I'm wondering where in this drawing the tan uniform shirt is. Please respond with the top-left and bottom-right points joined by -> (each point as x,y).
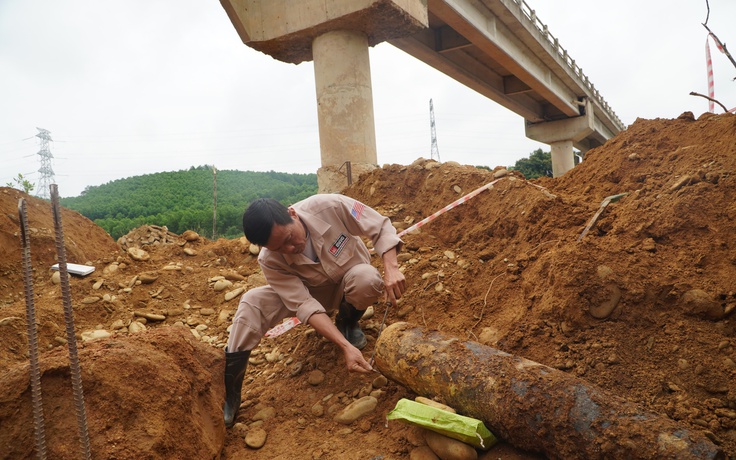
258,193 -> 403,325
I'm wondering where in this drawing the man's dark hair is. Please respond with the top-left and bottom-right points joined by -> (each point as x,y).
242,198 -> 292,246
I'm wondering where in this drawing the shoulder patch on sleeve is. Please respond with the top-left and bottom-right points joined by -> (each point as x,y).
350,200 -> 365,221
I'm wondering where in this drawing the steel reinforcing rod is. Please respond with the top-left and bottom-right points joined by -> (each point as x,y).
18,198 -> 48,460
50,184 -> 92,460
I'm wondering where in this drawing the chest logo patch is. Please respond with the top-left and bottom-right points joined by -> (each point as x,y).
329,233 -> 348,257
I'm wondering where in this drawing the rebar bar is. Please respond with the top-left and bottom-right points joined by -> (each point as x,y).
50,184 -> 92,460
18,198 -> 48,460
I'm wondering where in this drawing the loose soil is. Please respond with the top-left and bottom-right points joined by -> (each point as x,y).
1,112 -> 735,459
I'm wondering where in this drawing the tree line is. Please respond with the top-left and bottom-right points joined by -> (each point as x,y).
57,150 -> 554,241
60,166 -> 317,240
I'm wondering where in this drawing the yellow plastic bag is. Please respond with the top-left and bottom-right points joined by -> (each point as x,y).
386,398 -> 497,449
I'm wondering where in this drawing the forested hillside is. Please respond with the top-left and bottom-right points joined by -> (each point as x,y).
60,166 -> 317,239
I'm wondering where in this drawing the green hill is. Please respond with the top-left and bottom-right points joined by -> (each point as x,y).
60,166 -> 317,240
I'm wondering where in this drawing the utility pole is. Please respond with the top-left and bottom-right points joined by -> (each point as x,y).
35,128 -> 55,199
212,165 -> 217,240
429,99 -> 440,162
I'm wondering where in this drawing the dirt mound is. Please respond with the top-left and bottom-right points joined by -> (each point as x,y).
0,112 -> 735,459
1,327 -> 223,459
0,187 -> 121,306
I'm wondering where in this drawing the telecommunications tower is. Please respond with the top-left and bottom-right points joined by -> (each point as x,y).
429,99 -> 440,162
35,128 -> 55,199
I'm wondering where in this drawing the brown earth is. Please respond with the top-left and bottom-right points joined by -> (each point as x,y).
0,112 -> 735,459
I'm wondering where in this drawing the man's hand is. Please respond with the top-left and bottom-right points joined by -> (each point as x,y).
381,247 -> 406,306
307,312 -> 373,373
344,345 -> 373,373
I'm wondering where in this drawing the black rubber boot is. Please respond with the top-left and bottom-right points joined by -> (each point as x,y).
335,301 -> 367,350
223,348 -> 250,428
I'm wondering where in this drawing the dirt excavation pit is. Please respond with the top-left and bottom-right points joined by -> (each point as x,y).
0,112 -> 735,459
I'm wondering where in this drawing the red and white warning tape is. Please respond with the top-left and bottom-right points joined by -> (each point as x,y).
706,33 -> 736,113
396,178 -> 503,238
706,35 -> 716,113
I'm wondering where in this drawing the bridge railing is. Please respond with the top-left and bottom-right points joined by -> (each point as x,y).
510,0 -> 626,130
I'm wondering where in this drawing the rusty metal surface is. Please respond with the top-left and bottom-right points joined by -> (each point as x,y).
18,198 -> 47,460
50,185 -> 92,460
374,322 -> 725,460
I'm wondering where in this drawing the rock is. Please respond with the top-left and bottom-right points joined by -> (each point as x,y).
362,306 -> 374,320
311,403 -> 324,417
588,283 -> 621,319
424,429 -> 478,460
289,361 -> 304,376
183,248 -> 197,256
224,272 -> 245,281
669,175 -> 691,192
51,271 -> 61,285
453,185 -> 462,194
492,168 -> 509,179
127,247 -> 150,261
213,279 -> 233,291
200,308 -> 215,316
181,230 -> 199,242
128,321 -> 147,333
398,305 -> 414,318
92,279 -> 104,290
680,289 -> 723,320
372,375 -> 388,389
397,253 -> 413,262
334,396 -> 378,424
252,406 -> 276,421
81,329 -> 111,342
265,348 -> 281,363
134,311 -> 166,322
103,263 -> 119,276
225,287 -> 245,301
0,317 -> 22,327
410,446 -> 440,460
81,296 -> 100,304
307,370 -> 325,386
249,244 -> 260,256
138,272 -> 159,284
245,427 -> 267,449
217,310 -> 231,326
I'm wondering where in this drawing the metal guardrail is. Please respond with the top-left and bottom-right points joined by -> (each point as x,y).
509,0 -> 626,131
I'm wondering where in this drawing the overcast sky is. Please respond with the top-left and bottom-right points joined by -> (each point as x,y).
2,0 -> 735,198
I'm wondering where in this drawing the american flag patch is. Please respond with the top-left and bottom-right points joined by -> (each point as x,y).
351,201 -> 365,220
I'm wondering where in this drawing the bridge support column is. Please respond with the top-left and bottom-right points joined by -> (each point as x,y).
549,140 -> 575,178
525,100 -> 595,177
313,30 -> 377,193
219,0 -> 428,192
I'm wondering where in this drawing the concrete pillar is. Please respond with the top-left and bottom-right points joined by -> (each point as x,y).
313,30 -> 377,193
550,140 -> 574,178
219,0 -> 428,192
525,99 -> 595,177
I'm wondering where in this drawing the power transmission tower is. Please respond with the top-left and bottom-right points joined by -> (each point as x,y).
35,128 -> 55,199
211,165 -> 217,240
429,99 -> 440,162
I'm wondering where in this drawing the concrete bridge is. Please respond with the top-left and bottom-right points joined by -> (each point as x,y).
220,0 -> 625,191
